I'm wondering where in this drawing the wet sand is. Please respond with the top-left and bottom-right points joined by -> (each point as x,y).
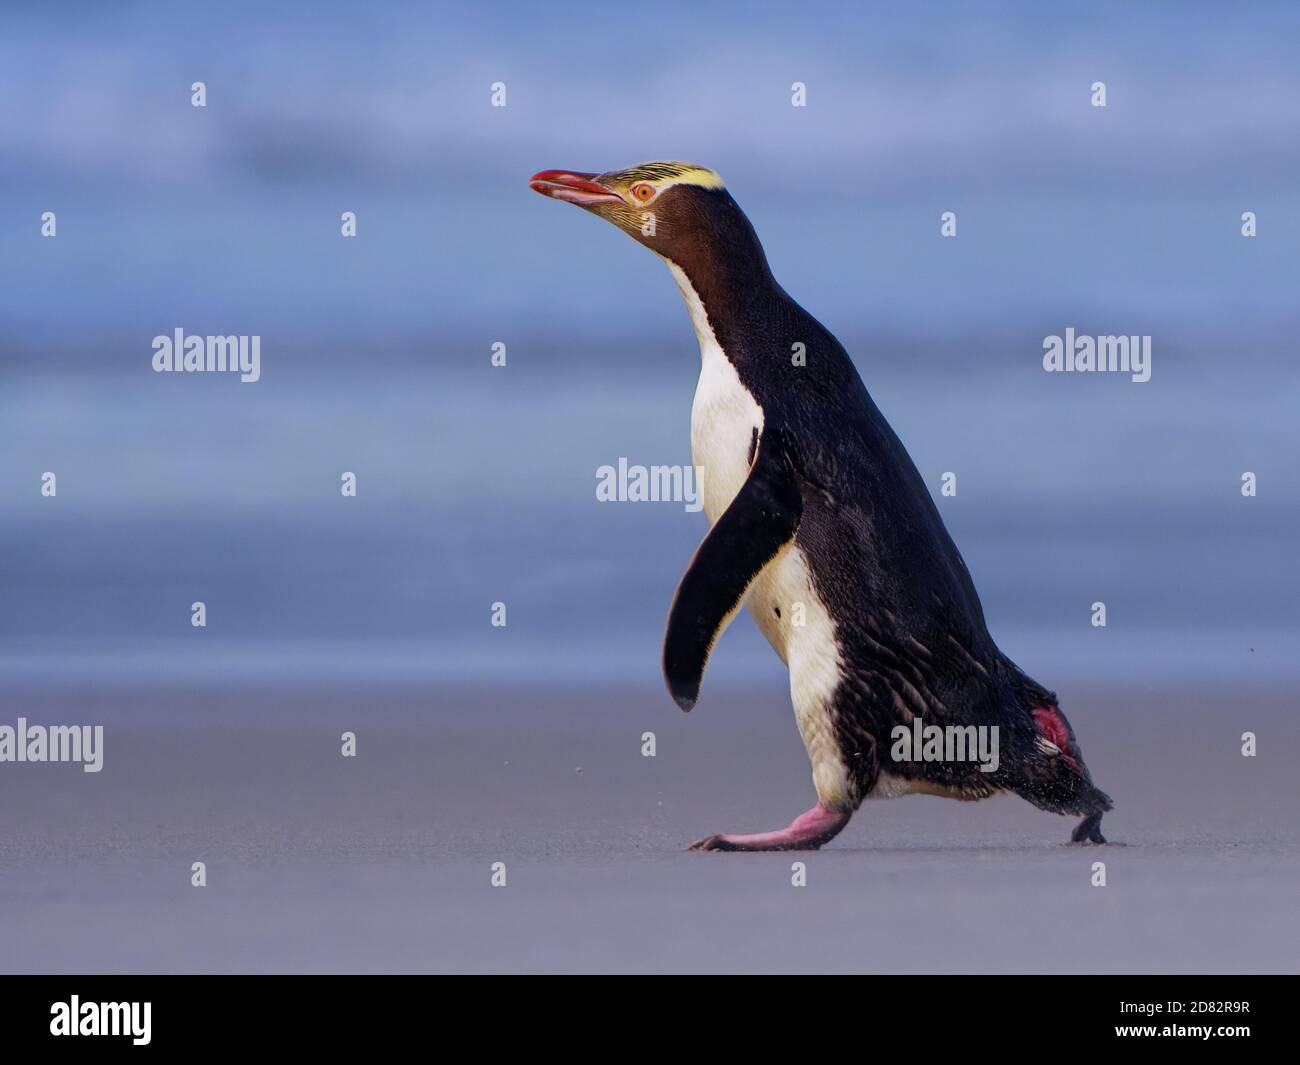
1,684 -> 1296,973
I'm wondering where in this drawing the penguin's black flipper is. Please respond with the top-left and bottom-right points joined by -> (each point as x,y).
663,429 -> 803,711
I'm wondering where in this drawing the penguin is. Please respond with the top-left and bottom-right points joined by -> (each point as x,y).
530,162 -> 1113,850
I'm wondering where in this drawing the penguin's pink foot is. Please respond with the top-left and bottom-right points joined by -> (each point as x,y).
690,803 -> 851,852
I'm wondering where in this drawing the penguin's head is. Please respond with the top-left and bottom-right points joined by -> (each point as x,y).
529,161 -> 755,271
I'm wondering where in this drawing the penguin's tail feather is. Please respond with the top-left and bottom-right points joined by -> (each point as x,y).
993,663 -> 1113,817
1012,763 -> 1113,818
1010,698 -> 1114,817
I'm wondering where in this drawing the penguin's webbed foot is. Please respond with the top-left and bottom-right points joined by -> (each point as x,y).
1070,812 -> 1107,845
688,803 -> 851,852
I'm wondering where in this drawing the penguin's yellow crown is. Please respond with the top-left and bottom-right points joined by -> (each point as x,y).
610,161 -> 725,191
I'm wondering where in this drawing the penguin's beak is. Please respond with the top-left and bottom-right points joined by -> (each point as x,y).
529,170 -> 625,207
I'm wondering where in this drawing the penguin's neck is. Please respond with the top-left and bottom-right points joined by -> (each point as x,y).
661,247 -> 777,364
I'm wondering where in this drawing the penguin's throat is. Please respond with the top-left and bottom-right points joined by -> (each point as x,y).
661,257 -> 764,363
663,260 -> 715,355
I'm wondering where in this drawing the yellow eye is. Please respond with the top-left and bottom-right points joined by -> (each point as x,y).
630,182 -> 656,203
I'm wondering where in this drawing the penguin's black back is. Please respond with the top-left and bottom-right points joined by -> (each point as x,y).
679,190 -> 1107,808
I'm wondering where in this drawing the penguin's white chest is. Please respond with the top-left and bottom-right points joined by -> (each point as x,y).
690,347 -> 763,521
665,262 -> 765,521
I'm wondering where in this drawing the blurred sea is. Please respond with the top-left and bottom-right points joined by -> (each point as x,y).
2,1 -> 1297,695
3,340 -> 1295,691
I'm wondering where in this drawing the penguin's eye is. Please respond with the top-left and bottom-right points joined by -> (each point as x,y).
630,182 -> 656,204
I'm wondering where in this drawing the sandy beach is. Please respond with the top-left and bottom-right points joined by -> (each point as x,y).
2,682 -> 1295,974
